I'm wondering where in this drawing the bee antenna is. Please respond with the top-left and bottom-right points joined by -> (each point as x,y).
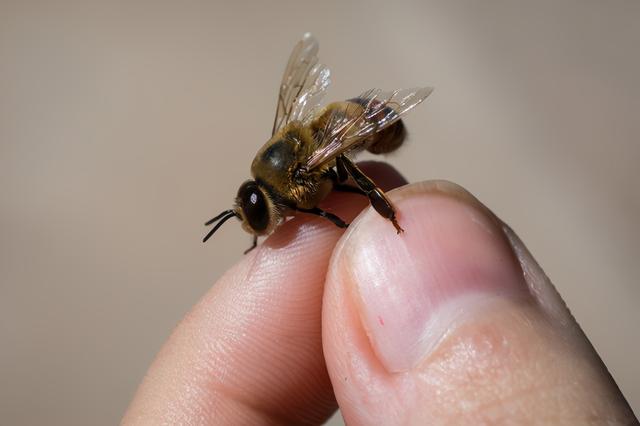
202,210 -> 238,243
204,209 -> 236,226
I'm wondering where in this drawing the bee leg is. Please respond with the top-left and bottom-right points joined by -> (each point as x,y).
326,168 -> 367,196
244,235 -> 258,254
337,155 -> 404,233
297,207 -> 348,229
336,157 -> 349,182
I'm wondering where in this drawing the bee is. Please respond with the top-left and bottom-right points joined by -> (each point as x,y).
203,33 -> 432,253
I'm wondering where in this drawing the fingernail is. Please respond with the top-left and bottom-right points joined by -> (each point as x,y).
336,181 -> 530,372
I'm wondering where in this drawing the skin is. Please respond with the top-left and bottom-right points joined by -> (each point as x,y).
123,162 -> 638,425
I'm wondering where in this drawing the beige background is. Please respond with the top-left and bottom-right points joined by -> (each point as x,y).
1,1 -> 638,424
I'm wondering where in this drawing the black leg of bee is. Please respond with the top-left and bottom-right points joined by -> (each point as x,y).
337,155 -> 404,233
327,168 -> 367,196
244,235 -> 258,254
297,207 -> 348,228
336,158 -> 349,182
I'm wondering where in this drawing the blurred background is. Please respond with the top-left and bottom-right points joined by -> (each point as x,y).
1,1 -> 638,424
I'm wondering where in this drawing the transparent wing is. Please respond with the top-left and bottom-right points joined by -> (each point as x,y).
305,87 -> 433,169
272,33 -> 331,135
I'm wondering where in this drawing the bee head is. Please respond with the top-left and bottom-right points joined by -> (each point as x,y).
234,180 -> 274,235
202,180 -> 280,244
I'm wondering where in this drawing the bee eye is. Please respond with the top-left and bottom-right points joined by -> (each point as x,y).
238,181 -> 269,232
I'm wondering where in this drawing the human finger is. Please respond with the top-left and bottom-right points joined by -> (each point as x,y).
323,181 -> 637,425
123,162 -> 406,425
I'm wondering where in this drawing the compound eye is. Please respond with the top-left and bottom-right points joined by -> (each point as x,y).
238,181 -> 269,232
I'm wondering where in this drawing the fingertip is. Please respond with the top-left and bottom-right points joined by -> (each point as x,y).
323,180 -> 525,422
323,180 -> 637,425
127,166 -> 409,424
330,180 -> 528,370
126,216 -> 344,424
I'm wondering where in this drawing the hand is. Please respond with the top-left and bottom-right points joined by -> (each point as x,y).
123,163 -> 636,425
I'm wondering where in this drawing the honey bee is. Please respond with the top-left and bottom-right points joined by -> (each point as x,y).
203,33 -> 432,253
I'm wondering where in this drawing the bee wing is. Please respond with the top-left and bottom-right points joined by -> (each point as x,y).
271,33 -> 331,136
305,87 -> 433,169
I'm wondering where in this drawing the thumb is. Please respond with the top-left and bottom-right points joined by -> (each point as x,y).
322,181 -> 636,425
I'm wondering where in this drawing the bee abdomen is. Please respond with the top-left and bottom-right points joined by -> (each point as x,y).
366,119 -> 406,154
347,98 -> 406,155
